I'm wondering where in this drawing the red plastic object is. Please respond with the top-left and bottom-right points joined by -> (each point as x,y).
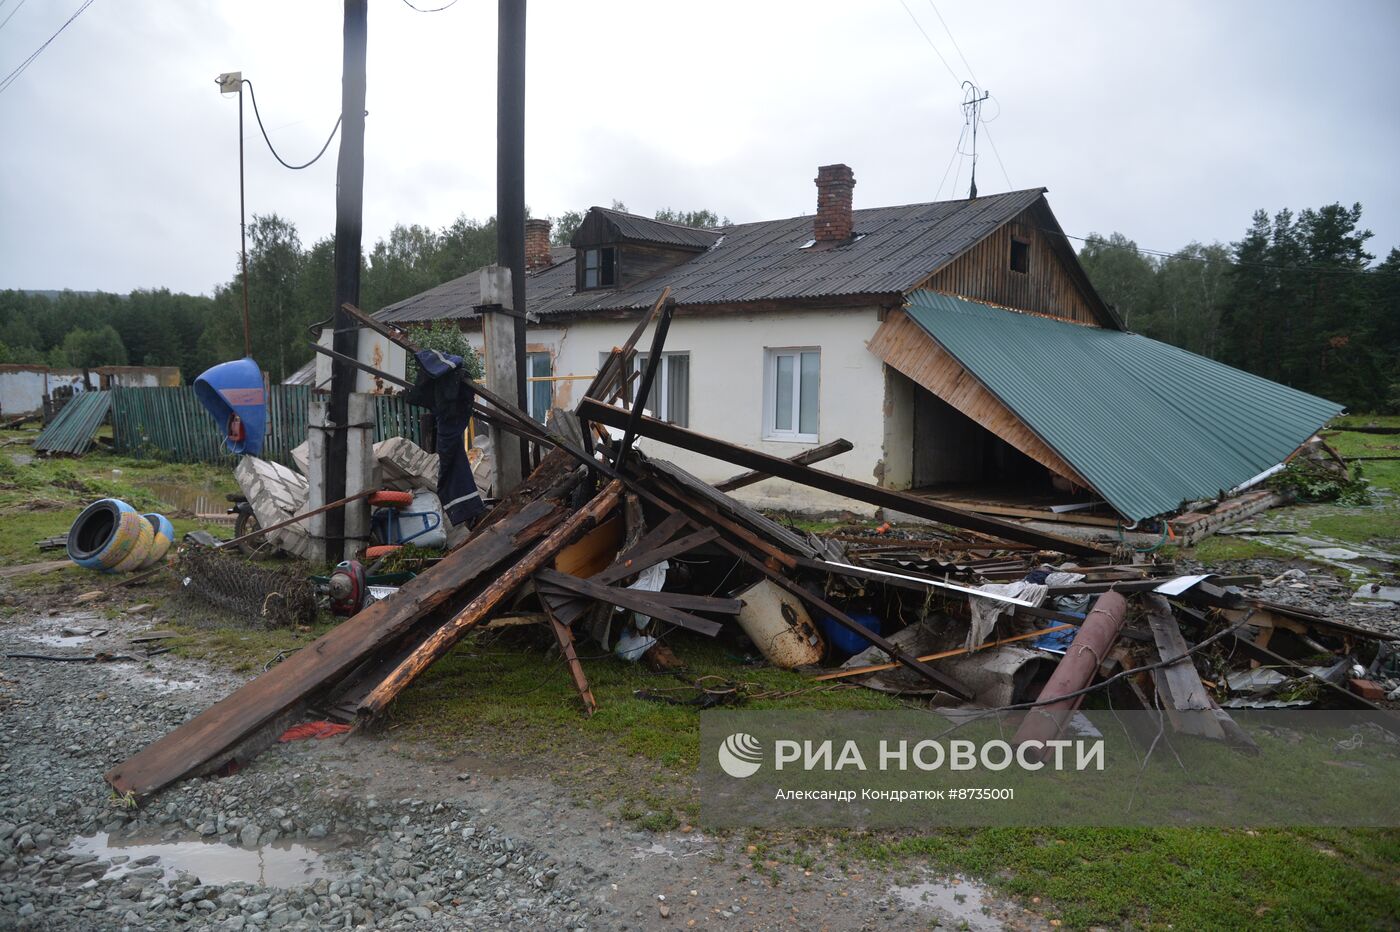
368,490 -> 414,508
278,721 -> 352,743
364,544 -> 402,560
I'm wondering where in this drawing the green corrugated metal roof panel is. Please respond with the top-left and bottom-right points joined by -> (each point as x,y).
903,291 -> 1344,521
33,390 -> 112,455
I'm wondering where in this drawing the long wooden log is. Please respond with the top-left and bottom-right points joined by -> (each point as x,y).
714,438 -> 854,492
105,499 -> 565,797
356,480 -> 625,720
577,398 -> 1106,557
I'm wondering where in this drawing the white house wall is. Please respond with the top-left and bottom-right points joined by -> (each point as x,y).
0,370 -> 48,417
461,307 -> 894,514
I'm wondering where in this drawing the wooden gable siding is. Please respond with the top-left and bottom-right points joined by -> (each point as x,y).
619,242 -> 694,288
868,309 -> 1093,489
919,204 -> 1103,326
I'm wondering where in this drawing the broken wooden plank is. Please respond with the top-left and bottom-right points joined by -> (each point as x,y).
355,482 -> 625,721
543,526 -> 720,629
578,398 -> 1106,556
536,572 -> 741,614
534,568 -> 724,637
543,601 -> 597,716
1144,594 -> 1226,740
714,438 -> 854,492
105,499 -> 567,797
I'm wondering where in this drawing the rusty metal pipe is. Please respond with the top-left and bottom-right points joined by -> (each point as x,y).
1011,590 -> 1128,759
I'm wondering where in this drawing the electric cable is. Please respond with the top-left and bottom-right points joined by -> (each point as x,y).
0,0 -> 95,96
242,78 -> 342,171
982,123 -> 1013,190
924,0 -> 979,86
896,0 -> 960,85
400,0 -> 459,11
0,0 -> 29,34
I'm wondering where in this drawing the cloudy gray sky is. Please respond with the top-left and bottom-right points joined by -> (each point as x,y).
1,0 -> 1397,296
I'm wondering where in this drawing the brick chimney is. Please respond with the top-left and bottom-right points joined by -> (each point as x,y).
813,163 -> 856,242
525,218 -> 553,271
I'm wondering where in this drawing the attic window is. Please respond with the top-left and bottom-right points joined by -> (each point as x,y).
1009,238 -> 1030,274
581,247 -> 617,289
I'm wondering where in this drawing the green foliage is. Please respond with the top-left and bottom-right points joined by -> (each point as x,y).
56,324 -> 128,367
405,320 -> 484,381
1268,460 -> 1372,505
1080,202 -> 1399,413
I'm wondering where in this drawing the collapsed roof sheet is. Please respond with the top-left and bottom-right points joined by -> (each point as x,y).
902,290 -> 1344,521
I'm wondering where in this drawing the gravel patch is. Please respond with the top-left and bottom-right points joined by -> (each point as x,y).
0,604 -> 1041,930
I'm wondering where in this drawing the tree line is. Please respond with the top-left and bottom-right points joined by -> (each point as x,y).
1,201 -> 1393,411
1078,202 -> 1399,412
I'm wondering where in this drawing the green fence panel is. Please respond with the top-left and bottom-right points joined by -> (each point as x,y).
109,385 -> 423,467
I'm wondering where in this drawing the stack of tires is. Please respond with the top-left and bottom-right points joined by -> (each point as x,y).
66,499 -> 176,573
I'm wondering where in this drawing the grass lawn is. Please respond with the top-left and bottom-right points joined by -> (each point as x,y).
2,427 -> 1398,929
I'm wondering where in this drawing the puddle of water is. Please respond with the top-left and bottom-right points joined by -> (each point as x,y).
68,832 -> 335,888
890,877 -> 1000,931
142,480 -> 235,523
24,632 -> 95,648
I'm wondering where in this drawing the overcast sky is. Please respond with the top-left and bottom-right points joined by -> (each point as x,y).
1,0 -> 1397,296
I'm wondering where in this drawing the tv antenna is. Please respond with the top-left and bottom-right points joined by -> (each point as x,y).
961,81 -> 989,198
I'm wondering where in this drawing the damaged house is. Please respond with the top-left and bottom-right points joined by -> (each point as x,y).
375,164 -> 1342,530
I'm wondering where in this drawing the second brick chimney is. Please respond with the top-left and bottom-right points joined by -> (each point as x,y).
525,218 -> 553,271
813,163 -> 856,242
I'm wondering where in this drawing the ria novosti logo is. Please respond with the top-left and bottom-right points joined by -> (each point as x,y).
717,733 -> 764,778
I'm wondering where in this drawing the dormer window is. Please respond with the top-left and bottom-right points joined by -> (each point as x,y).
581,246 -> 617,289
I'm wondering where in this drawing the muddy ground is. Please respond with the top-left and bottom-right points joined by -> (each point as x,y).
0,601 -> 1049,931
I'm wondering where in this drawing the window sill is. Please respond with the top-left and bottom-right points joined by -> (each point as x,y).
764,433 -> 819,444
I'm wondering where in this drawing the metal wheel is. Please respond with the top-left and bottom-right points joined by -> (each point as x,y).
234,510 -> 279,560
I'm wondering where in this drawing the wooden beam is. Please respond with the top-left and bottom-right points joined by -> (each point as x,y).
577,397 -> 1106,557
714,438 -> 854,492
105,499 -> 566,797
355,481 -> 625,721
543,601 -> 597,716
534,568 -> 724,637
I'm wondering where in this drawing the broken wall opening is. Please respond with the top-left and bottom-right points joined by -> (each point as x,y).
911,386 -> 1055,496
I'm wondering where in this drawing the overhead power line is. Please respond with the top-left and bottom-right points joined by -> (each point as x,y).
896,0 -> 960,85
0,0 -> 96,97
981,123 -> 1013,190
400,0 -> 459,11
243,78 -> 341,170
0,0 -> 30,35
925,0 -> 979,86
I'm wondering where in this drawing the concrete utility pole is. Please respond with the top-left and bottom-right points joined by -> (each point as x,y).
488,0 -> 528,493
325,0 -> 369,563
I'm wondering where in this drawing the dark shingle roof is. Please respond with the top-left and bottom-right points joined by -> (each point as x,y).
582,207 -> 724,250
376,189 -> 1047,323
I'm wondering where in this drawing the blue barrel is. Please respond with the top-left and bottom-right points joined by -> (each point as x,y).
819,611 -> 882,656
194,357 -> 267,456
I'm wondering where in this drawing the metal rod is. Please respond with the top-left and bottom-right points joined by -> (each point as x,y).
216,488 -> 378,551
237,83 -> 252,359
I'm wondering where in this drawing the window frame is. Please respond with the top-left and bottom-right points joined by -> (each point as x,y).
1009,237 -> 1031,275
579,245 -> 618,290
599,350 -> 690,426
763,346 -> 820,443
525,350 -> 553,423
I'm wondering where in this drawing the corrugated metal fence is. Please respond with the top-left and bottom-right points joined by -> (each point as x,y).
110,386 -> 424,467
33,390 -> 112,456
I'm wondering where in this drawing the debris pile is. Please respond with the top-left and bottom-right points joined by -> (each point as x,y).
104,293 -> 1398,800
